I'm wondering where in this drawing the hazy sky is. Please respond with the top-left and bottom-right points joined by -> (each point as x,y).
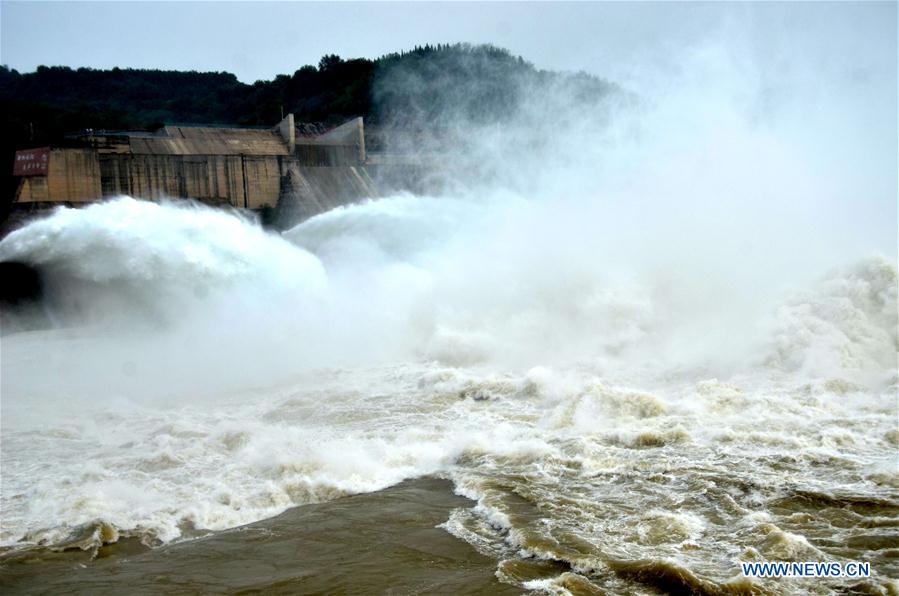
1,1 -> 895,85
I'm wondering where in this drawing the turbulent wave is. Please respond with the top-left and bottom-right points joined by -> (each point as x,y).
1,197 -> 895,593
1,16 -> 897,592
766,257 -> 898,384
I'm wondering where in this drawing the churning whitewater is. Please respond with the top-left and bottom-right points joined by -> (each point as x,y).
0,195 -> 896,594
1,21 -> 897,592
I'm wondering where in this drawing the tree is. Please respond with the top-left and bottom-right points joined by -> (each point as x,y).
318,54 -> 343,72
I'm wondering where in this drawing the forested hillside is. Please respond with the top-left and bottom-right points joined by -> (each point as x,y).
0,43 -> 616,212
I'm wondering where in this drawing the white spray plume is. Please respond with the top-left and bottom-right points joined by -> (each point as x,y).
0,6 -> 896,558
1,16 -> 895,402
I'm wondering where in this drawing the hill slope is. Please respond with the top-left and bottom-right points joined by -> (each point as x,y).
0,43 -> 617,213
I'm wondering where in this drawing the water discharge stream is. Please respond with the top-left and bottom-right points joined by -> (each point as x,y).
1,17 -> 897,593
0,194 -> 894,594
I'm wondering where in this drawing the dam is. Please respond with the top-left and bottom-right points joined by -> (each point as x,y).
11,115 -> 379,226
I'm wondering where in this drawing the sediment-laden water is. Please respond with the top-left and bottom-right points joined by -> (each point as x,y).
0,193 -> 895,594
2,21 -> 897,590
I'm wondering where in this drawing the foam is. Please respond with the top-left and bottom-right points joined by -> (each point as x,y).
1,17 -> 896,593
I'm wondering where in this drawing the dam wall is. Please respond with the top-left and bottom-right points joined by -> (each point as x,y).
276,164 -> 377,223
12,115 -> 378,226
16,149 -> 103,203
18,152 -> 286,209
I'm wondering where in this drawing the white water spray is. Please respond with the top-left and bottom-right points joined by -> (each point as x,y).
0,9 -> 896,592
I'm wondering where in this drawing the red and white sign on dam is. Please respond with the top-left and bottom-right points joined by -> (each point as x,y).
13,147 -> 50,176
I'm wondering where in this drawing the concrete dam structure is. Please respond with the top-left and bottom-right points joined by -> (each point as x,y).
12,115 -> 378,225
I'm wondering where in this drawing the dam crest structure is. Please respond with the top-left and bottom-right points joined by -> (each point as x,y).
10,114 -> 398,228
